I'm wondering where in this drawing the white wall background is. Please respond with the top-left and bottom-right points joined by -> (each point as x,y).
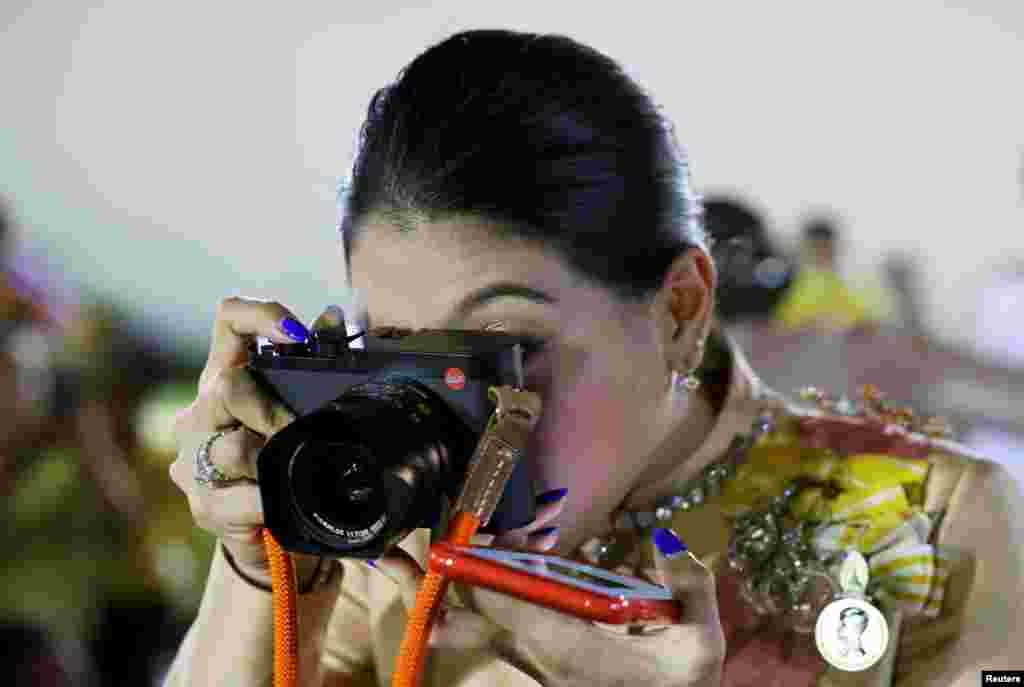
2,0 -> 1022,361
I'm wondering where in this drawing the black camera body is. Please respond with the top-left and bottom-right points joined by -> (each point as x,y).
248,328 -> 539,559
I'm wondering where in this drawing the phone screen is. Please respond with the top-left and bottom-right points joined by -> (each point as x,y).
524,560 -> 635,589
457,547 -> 672,599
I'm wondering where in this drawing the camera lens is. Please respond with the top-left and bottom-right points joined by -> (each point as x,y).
264,378 -> 474,556
287,442 -> 397,544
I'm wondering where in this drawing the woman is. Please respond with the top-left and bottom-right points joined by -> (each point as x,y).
164,30 -> 1022,687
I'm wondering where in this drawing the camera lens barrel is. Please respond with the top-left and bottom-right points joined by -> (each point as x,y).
258,378 -> 473,558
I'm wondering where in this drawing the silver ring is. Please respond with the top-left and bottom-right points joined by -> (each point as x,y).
194,427 -> 247,488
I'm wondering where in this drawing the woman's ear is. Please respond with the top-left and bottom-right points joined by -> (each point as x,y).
655,248 -> 716,372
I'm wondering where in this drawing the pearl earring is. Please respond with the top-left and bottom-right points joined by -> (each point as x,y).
670,337 -> 706,395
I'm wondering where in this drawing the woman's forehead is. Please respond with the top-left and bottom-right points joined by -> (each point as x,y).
348,219 -> 578,326
353,218 -> 548,272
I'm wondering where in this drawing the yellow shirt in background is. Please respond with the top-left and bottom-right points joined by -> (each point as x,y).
774,269 -> 891,331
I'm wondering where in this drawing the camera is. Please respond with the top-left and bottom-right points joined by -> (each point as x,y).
248,327 -> 541,559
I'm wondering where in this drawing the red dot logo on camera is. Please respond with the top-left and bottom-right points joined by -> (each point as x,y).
444,367 -> 466,390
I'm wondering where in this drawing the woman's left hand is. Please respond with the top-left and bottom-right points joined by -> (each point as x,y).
380,527 -> 725,687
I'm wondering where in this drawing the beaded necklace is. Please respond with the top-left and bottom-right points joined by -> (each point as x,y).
581,411 -> 862,642
582,412 -> 775,569
583,376 -> 953,633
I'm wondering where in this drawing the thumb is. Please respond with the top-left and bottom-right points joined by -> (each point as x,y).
652,528 -> 719,626
372,547 -> 427,613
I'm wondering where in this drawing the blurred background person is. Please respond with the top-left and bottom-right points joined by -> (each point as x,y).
702,197 -> 862,397
1,198 -> 209,686
774,214 -> 895,333
1,198 -> 64,491
702,195 -> 794,327
0,200 -> 79,687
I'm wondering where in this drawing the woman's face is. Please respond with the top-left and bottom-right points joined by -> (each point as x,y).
349,219 -> 692,549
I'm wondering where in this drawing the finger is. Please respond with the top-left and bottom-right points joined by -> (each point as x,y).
203,483 -> 264,529
220,524 -> 268,549
170,459 -> 264,531
652,528 -> 719,626
495,524 -> 560,553
502,489 -> 569,538
428,606 -> 502,650
491,489 -> 568,548
523,526 -> 559,552
191,366 -> 296,438
183,425 -> 265,480
372,547 -> 427,612
204,297 -> 309,387
527,489 -> 569,529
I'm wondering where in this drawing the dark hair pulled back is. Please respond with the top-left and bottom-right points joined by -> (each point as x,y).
339,29 -> 706,301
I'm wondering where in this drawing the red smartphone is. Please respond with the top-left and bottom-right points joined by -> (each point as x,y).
429,543 -> 682,625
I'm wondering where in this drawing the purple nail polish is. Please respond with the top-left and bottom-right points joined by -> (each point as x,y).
536,488 -> 569,506
533,526 -> 560,538
367,560 -> 378,569
653,528 -> 687,558
280,317 -> 310,342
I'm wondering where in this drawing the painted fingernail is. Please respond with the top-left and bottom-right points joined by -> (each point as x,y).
280,317 -> 310,343
367,560 -> 378,569
653,528 -> 688,558
536,488 -> 569,506
533,526 -> 560,538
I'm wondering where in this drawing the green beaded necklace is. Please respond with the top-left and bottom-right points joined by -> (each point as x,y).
587,411 -> 773,561
586,411 -> 841,632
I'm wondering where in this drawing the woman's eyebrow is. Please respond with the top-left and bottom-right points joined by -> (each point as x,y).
446,282 -> 557,322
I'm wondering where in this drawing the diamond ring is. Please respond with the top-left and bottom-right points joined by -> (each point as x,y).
193,427 -> 248,488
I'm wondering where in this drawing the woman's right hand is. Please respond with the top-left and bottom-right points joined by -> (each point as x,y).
170,297 -> 321,584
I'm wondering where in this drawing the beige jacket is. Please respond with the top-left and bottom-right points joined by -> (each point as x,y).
318,342 -> 1024,687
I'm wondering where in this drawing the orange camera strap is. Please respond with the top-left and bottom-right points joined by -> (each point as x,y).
265,384 -> 542,687
265,530 -> 299,687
